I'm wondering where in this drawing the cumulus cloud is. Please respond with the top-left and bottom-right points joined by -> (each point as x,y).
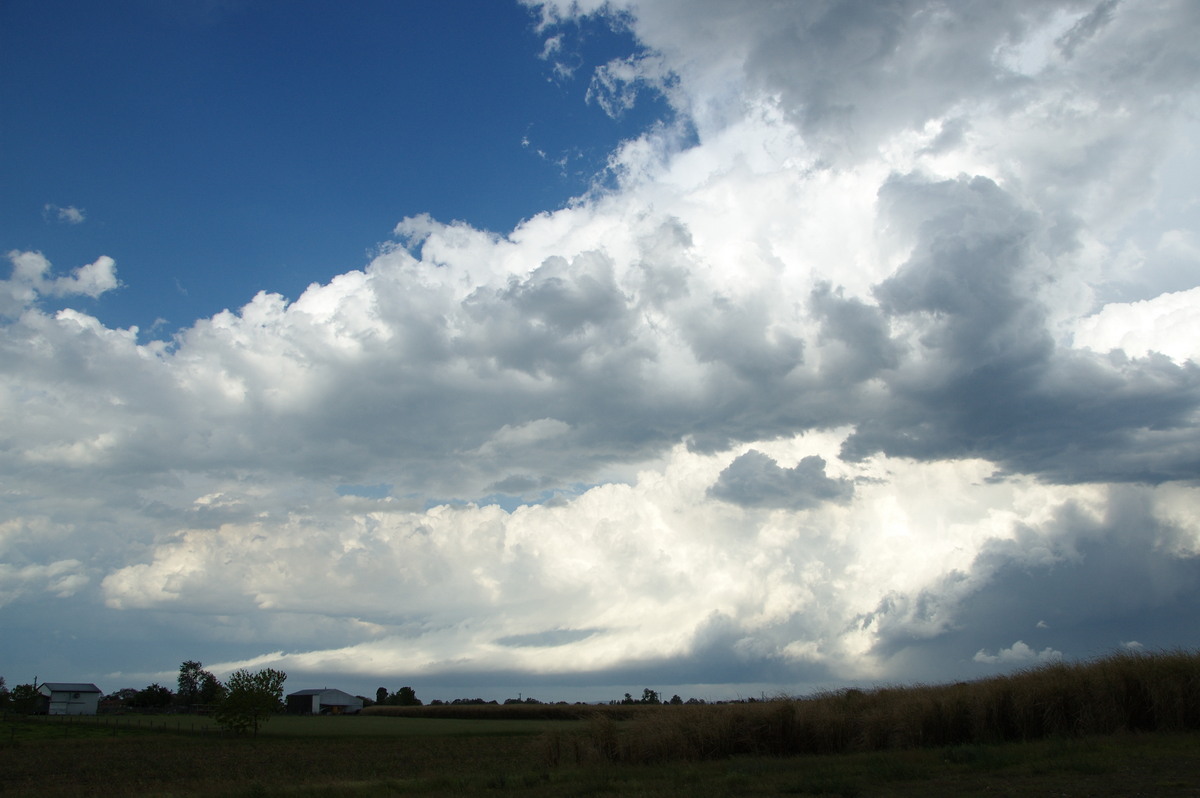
2,250 -> 119,315
5,0 -> 1200,694
974,640 -> 1063,665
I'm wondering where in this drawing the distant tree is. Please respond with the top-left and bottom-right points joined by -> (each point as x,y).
178,660 -> 203,703
669,694 -> 683,705
214,668 -> 286,736
376,687 -> 388,705
177,661 -> 224,708
9,684 -> 40,714
104,687 -> 140,706
0,676 -> 8,709
641,688 -> 661,705
394,686 -> 422,706
134,683 -> 173,708
198,671 -> 226,705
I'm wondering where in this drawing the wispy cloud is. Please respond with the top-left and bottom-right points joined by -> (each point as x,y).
43,203 -> 86,225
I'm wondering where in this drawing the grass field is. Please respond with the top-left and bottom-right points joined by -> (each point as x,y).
2,650 -> 1199,796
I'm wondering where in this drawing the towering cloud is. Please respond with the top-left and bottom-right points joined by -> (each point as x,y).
3,0 -> 1199,695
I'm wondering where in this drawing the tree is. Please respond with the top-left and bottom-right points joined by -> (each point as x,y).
376,687 -> 388,705
198,671 -> 226,705
0,676 -> 8,709
133,683 -> 173,708
177,661 -> 224,708
178,660 -> 203,703
641,688 -> 661,705
214,668 -> 287,736
9,683 -> 41,714
394,686 -> 422,706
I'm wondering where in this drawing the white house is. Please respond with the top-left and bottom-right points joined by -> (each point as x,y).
286,688 -> 363,715
37,682 -> 102,715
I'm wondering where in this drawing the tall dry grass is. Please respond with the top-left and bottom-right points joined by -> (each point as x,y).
550,649 -> 1200,765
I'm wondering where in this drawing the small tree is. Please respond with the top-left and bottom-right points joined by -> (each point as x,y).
376,687 -> 388,705
214,668 -> 286,736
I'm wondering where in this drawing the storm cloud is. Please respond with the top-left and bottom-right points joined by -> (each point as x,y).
3,0 -> 1200,699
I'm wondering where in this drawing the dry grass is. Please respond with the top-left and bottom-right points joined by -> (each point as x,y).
552,648 -> 1200,765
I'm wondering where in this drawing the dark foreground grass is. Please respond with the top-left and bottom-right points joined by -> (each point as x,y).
2,725 -> 1198,797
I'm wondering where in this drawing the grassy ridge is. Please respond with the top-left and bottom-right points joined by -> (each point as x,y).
551,649 -> 1200,765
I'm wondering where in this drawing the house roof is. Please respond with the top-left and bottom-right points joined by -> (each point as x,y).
288,688 -> 361,704
39,683 -> 101,693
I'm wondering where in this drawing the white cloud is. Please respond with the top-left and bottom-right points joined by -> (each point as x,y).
2,251 -> 119,315
1073,286 -> 1200,364
44,203 -> 86,224
5,0 -> 1200,693
973,640 -> 1064,665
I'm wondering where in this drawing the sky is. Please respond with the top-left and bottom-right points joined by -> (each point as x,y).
1,0 -> 1199,704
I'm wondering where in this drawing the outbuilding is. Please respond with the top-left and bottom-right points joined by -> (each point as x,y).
37,682 -> 102,715
286,688 -> 363,715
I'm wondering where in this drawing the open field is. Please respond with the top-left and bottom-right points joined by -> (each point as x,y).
2,721 -> 1199,797
2,650 -> 1199,796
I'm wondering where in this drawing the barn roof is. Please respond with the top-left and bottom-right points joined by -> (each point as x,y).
288,688 -> 361,704
39,683 -> 101,693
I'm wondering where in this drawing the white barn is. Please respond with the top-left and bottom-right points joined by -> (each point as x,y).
38,682 -> 102,715
286,688 -> 363,715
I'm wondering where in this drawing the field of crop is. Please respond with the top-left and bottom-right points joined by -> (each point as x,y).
2,650 -> 1198,796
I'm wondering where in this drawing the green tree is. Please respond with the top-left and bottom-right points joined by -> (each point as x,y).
9,683 -> 41,714
134,683 -> 173,708
394,685 -> 422,706
214,668 -> 286,736
177,660 -> 224,707
376,687 -> 388,705
199,671 -> 226,705
177,660 -> 202,703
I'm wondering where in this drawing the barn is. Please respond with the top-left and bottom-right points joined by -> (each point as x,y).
37,682 -> 102,715
286,688 -> 363,715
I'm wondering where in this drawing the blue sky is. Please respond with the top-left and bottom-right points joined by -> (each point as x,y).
2,0 -> 670,335
2,0 -> 1200,704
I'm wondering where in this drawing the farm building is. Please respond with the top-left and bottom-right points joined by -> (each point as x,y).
286,688 -> 363,715
37,682 -> 102,715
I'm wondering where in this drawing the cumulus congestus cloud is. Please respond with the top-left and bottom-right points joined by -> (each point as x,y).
4,0 -> 1200,695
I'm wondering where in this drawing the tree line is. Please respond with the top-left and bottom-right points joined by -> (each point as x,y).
0,663 -> 288,736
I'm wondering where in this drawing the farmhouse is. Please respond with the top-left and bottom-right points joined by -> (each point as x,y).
286,688 -> 364,715
37,682 -> 102,715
